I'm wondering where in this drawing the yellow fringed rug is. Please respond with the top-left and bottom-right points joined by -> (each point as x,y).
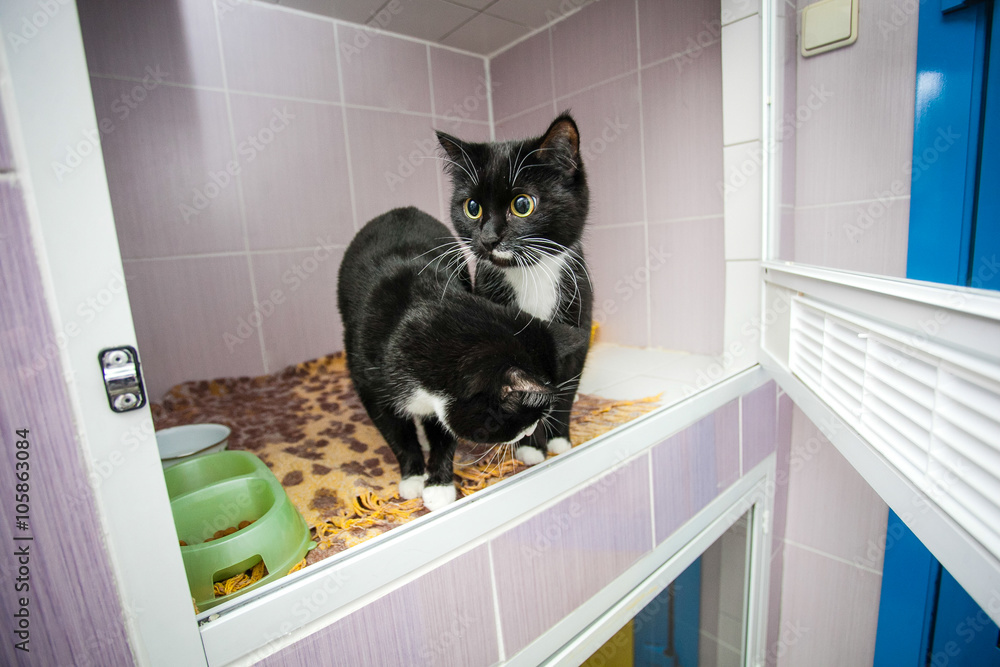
153,353 -> 661,586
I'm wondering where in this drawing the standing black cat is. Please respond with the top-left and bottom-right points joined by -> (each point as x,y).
337,207 -> 583,510
436,113 -> 593,465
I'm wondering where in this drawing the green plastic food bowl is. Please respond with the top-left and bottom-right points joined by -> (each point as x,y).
163,450 -> 312,611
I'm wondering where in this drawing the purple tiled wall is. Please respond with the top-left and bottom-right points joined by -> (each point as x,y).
221,4 -> 341,102
652,399 -> 740,542
489,0 -> 725,353
0,182 -> 133,666
77,0 -> 224,87
742,380 -> 777,474
759,392 -> 895,667
78,1 -> 489,399
783,0 -> 918,276
261,545 -> 499,666
652,382 -> 777,544
768,403 -> 889,666
89,77 -> 243,259
491,455 -> 652,656
490,30 -> 552,122
650,379 -> 779,544
777,545 -> 883,665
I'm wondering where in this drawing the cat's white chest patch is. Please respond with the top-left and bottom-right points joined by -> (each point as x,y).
403,388 -> 448,423
501,251 -> 567,321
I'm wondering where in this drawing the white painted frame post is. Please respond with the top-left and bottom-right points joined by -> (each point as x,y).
0,2 -> 206,664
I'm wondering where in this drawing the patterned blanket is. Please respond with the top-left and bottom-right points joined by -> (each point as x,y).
152,353 -> 660,568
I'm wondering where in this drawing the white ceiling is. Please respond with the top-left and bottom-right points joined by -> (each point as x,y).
271,0 -> 595,56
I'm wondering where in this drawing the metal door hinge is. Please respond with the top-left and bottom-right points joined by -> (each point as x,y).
99,345 -> 146,413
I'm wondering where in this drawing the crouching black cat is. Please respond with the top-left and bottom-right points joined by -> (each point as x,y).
337,207 -> 586,510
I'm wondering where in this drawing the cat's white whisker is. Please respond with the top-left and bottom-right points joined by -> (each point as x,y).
426,155 -> 478,186
510,144 -> 524,186
540,413 -> 557,438
489,443 -> 511,475
524,249 -> 543,317
437,136 -> 480,185
526,246 -> 566,299
513,315 -> 533,337
512,147 -> 547,187
413,239 -> 466,262
443,251 -> 468,282
458,443 -> 503,468
525,239 -> 594,293
420,250 -> 464,279
558,371 -> 583,388
524,247 -> 563,316
440,248 -> 467,277
417,240 -> 469,275
454,142 -> 480,186
509,250 -> 530,319
439,257 -> 468,302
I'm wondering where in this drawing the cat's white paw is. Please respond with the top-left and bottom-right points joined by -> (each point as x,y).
547,437 -> 572,455
398,475 -> 425,500
515,445 -> 546,466
422,484 -> 457,511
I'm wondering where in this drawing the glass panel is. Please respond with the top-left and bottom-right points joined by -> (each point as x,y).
584,513 -> 751,667
772,0 -> 997,291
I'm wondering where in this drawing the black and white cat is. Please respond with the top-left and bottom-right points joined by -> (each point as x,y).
337,207 -> 585,510
437,114 -> 593,465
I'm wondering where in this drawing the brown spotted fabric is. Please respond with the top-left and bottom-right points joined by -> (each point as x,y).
152,353 -> 660,567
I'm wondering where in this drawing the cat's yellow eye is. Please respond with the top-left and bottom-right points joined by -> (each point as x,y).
464,198 -> 482,220
510,195 -> 535,218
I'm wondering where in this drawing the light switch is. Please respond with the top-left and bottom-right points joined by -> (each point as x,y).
801,0 -> 858,57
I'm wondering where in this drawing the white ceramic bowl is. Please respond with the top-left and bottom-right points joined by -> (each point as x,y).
157,424 -> 231,468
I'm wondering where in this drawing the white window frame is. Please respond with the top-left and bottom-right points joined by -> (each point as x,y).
759,263 -> 1000,627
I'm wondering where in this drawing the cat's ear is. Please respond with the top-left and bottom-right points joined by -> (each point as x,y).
436,131 -> 469,174
539,112 -> 582,175
503,367 -> 550,394
548,321 -> 590,360
502,368 -> 552,409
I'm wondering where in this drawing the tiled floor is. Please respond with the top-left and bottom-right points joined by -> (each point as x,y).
578,343 -> 741,404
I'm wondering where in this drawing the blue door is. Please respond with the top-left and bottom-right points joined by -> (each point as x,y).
874,511 -> 1000,665
907,0 -> 1000,289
